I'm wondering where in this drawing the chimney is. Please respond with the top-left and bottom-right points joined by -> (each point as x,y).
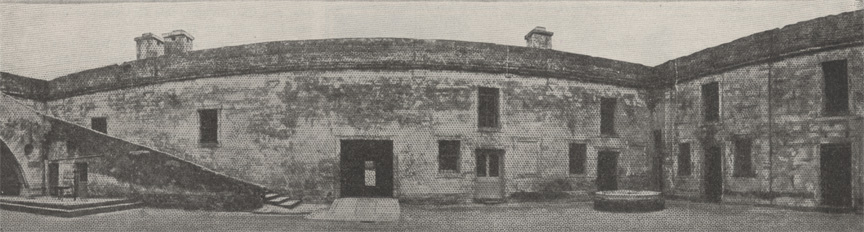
525,26 -> 553,49
134,33 -> 164,60
162,30 -> 194,55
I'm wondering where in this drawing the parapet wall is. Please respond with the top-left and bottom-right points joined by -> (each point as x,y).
654,10 -> 863,85
46,38 -> 654,100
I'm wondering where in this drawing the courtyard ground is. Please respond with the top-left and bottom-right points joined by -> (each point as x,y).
1,200 -> 862,231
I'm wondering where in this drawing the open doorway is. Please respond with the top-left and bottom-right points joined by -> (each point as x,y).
339,140 -> 394,198
0,140 -> 25,196
820,144 -> 851,207
703,146 -> 723,202
597,151 -> 618,191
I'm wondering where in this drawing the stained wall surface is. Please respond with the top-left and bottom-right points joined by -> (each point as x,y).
661,45 -> 863,207
46,69 -> 654,202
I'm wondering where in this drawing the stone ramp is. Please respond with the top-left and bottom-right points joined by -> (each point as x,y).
0,196 -> 142,217
306,198 -> 400,222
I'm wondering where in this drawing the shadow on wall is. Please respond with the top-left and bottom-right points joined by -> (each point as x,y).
43,115 -> 267,211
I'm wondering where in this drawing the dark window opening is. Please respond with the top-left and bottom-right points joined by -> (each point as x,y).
477,87 -> 500,129
438,140 -> 460,173
91,117 -> 107,133
702,82 -> 719,122
678,143 -> 691,176
652,130 -> 664,151
476,152 -> 487,177
569,143 -> 587,174
600,98 -> 616,135
822,60 -> 849,116
66,141 -> 77,157
733,139 -> 755,177
75,162 -> 88,182
199,109 -> 219,144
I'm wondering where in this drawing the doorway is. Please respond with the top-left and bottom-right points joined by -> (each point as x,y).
48,163 -> 59,196
339,140 -> 394,198
475,149 -> 504,199
0,141 -> 24,196
820,144 -> 851,207
596,151 -> 618,191
75,162 -> 89,198
704,146 -> 723,202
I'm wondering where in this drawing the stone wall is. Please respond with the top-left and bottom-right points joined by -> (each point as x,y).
0,94 -> 53,195
2,93 -> 265,209
662,45 -> 864,208
46,69 -> 654,203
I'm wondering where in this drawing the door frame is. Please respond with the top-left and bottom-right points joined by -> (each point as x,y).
474,148 -> 505,199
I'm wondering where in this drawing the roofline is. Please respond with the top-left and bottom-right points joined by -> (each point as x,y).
4,10 -> 861,99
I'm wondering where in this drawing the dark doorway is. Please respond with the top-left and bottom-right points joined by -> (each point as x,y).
48,163 -> 59,196
596,151 -> 618,191
75,162 -> 89,198
1,141 -> 24,196
652,130 -> 664,191
704,146 -> 723,202
820,144 -> 851,207
475,149 -> 504,199
340,140 -> 394,198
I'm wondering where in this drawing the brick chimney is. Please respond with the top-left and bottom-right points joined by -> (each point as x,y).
134,33 -> 164,60
525,26 -> 553,49
162,30 -> 194,56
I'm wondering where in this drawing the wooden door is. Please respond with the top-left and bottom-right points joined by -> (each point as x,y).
475,149 -> 504,199
597,151 -> 618,191
820,144 -> 851,207
704,146 -> 723,202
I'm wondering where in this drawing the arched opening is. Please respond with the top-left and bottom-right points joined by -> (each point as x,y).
1,139 -> 25,196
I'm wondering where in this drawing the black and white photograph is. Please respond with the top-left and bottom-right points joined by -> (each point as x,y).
0,0 -> 862,231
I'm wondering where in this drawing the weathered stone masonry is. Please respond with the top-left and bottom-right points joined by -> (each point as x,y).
1,11 -> 862,210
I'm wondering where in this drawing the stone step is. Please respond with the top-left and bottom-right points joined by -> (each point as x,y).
264,193 -> 280,200
0,201 -> 142,218
0,197 -> 138,210
275,200 -> 302,209
306,198 -> 400,222
266,196 -> 291,203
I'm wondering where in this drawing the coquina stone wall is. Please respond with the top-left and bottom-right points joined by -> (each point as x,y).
46,69 -> 655,203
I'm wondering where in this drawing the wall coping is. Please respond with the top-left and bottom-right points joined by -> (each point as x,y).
2,10 -> 861,100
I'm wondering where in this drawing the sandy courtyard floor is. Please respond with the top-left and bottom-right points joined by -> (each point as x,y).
2,200 -> 862,231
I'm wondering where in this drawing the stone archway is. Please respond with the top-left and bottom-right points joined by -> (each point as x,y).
1,139 -> 26,196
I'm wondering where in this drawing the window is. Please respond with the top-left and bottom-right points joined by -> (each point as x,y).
702,82 -> 720,122
66,140 -> 77,157
475,149 -> 501,177
678,143 -> 691,176
733,139 -> 755,177
569,143 -> 587,174
600,98 -> 616,135
91,117 -> 107,133
652,130 -> 664,151
438,140 -> 460,172
822,60 -> 849,116
477,87 -> 500,129
199,109 -> 219,144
